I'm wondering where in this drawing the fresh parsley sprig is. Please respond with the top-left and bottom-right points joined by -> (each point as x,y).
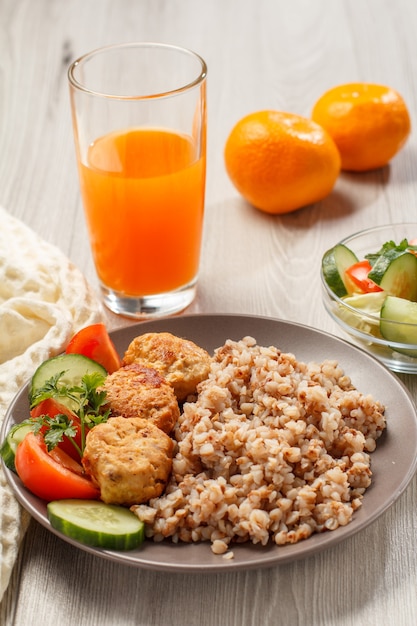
30,371 -> 110,454
31,414 -> 80,454
365,238 -> 411,266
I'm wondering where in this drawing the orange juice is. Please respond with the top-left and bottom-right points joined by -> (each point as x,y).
78,128 -> 205,296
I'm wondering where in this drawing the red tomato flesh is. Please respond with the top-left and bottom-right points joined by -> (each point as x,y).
65,323 -> 122,373
345,260 -> 383,293
15,432 -> 99,502
30,398 -> 88,461
49,445 -> 85,476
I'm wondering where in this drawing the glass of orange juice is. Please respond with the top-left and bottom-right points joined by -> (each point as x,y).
68,43 -> 207,318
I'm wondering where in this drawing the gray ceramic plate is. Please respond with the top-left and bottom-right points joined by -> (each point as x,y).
3,314 -> 417,572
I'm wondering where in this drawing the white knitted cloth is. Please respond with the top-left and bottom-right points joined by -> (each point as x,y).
0,207 -> 103,601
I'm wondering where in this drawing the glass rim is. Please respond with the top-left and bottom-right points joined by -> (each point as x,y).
67,41 -> 207,100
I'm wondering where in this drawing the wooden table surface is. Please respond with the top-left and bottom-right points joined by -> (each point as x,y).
1,0 -> 417,624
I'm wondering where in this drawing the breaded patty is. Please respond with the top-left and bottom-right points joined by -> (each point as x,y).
101,363 -> 180,434
82,416 -> 174,506
123,332 -> 212,401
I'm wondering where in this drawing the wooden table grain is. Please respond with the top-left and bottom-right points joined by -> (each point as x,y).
1,0 -> 417,624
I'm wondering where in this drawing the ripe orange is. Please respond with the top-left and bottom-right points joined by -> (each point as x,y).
224,110 -> 341,215
311,83 -> 411,172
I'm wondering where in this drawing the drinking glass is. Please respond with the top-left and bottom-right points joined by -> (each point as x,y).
68,43 -> 207,318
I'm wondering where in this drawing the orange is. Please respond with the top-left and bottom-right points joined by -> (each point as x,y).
224,110 -> 341,214
311,83 -> 411,172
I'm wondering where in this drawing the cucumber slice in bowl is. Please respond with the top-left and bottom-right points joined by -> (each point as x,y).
322,244 -> 359,297
47,499 -> 145,550
380,295 -> 417,357
368,251 -> 417,300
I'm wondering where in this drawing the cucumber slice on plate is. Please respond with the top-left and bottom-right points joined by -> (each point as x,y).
30,353 -> 107,407
380,295 -> 417,356
322,244 -> 359,297
47,499 -> 145,550
368,251 -> 417,300
0,422 -> 33,472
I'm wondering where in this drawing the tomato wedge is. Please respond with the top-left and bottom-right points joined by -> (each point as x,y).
15,432 -> 99,501
66,323 -> 122,373
49,445 -> 85,476
30,398 -> 88,461
345,260 -> 383,293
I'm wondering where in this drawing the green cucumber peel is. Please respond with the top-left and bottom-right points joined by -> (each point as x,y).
366,239 -> 414,284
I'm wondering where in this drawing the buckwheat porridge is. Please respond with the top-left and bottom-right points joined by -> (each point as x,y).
131,336 -> 386,556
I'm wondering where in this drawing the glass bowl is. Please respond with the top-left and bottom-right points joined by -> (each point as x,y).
321,223 -> 417,374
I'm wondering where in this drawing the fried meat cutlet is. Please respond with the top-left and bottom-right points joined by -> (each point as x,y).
82,416 -> 174,506
122,332 -> 212,401
101,363 -> 180,434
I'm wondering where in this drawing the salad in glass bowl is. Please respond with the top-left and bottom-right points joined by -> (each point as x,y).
321,223 -> 417,373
